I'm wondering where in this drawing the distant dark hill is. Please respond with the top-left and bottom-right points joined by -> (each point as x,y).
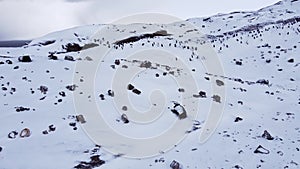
0,40 -> 31,47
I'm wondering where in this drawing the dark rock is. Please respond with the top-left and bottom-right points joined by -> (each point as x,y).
234,117 -> 243,122
199,91 -> 206,98
66,84 -> 77,91
48,54 -> 58,60
212,95 -> 221,103
107,90 -> 114,97
170,102 -> 187,120
262,130 -> 274,140
76,115 -> 86,124
178,88 -> 185,92
140,61 -> 152,68
49,125 -> 56,132
59,91 -> 66,97
121,114 -> 129,124
127,84 -> 134,90
18,55 -> 32,62
64,55 -> 75,61
39,40 -> 55,46
8,131 -> 18,139
235,61 -> 242,65
114,30 -> 170,46
256,79 -> 269,85
84,56 -> 93,61
0,146 -> 2,152
74,155 -> 105,169
254,145 -> 270,154
132,88 -> 141,95
6,60 -> 13,64
38,85 -> 48,94
63,43 -> 82,52
287,58 -> 294,63
69,122 -> 76,127
233,165 -> 244,169
170,160 -> 181,169
114,59 -> 120,65
216,79 -> 224,86
19,128 -> 31,138
99,94 -> 105,100
15,106 -> 30,112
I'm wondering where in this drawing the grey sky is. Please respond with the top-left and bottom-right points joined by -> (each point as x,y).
0,0 -> 279,40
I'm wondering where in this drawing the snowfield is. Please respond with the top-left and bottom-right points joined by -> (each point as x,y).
0,0 -> 299,168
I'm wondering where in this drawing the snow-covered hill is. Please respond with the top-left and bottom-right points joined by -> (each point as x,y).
0,0 -> 299,168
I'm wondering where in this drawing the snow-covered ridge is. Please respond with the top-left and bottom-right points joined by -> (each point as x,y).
0,0 -> 299,169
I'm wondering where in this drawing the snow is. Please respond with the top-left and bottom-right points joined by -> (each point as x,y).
0,0 -> 299,168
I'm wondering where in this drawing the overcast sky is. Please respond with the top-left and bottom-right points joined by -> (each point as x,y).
0,0 -> 279,40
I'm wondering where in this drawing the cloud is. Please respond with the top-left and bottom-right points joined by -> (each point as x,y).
0,0 -> 279,40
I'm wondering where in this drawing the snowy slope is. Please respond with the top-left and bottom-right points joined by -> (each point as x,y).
0,0 -> 299,169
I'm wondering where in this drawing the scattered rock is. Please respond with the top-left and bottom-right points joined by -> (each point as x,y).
38,85 -> 48,94
69,122 -> 76,127
287,58 -> 294,63
235,61 -> 242,65
18,55 -> 32,62
178,88 -> 185,92
66,84 -> 77,91
132,88 -> 141,95
19,128 -> 31,138
212,95 -> 221,103
48,54 -> 58,60
39,40 -> 55,46
254,145 -> 270,154
15,106 -> 30,112
74,155 -> 105,169
127,84 -> 134,90
114,59 -> 120,65
170,102 -> 187,120
63,43 -> 82,52
107,90 -> 114,97
8,131 -> 18,139
170,160 -> 181,169
59,91 -> 66,97
199,91 -> 207,98
64,55 -> 75,61
216,79 -> 225,86
121,114 -> 129,124
6,60 -> 13,64
234,117 -> 243,122
233,164 -> 244,169
84,56 -> 93,61
99,94 -> 105,100
256,79 -> 269,85
49,125 -> 56,132
122,106 -> 128,111
262,130 -> 274,140
140,61 -> 152,68
76,115 -> 86,124
42,130 -> 48,135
